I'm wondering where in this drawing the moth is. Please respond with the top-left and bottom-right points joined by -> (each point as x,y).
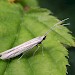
0,18 -> 69,60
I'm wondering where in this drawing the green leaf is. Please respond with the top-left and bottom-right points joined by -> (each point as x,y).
0,1 -> 75,75
0,1 -> 23,75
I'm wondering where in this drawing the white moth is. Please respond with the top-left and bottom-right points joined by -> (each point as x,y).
0,18 -> 69,60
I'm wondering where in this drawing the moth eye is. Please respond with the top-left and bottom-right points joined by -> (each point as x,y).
43,36 -> 46,40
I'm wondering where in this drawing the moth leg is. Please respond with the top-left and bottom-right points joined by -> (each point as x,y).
18,53 -> 25,60
33,45 -> 40,56
41,43 -> 44,56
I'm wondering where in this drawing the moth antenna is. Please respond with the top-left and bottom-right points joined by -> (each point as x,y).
62,23 -> 70,26
44,18 -> 69,36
